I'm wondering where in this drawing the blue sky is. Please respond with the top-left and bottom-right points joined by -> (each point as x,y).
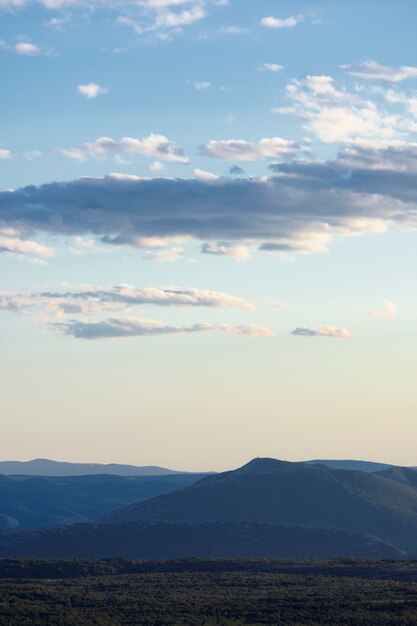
1,0 -> 416,470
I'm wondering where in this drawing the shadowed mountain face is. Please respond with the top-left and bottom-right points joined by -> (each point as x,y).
306,459 -> 399,472
0,474 -> 208,530
0,459 -> 188,477
102,458 -> 417,554
0,520 -> 403,560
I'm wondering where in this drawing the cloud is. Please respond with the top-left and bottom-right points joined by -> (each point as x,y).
274,74 -> 401,144
116,2 -> 206,35
77,83 -> 108,99
193,81 -> 212,90
201,241 -> 250,261
54,317 -> 275,340
291,326 -> 355,338
260,15 -> 301,28
202,137 -> 296,160
366,300 -> 397,319
260,63 -> 283,73
15,42 -> 40,55
0,39 -> 55,56
144,246 -> 184,262
194,168 -> 219,181
341,60 -> 417,83
0,149 -> 12,159
2,142 -> 417,257
0,284 -> 254,318
0,228 -> 53,258
58,134 -> 188,163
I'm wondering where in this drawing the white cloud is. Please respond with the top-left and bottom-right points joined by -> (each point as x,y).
201,241 -> 251,261
149,160 -> 165,173
366,300 -> 397,319
292,325 -> 355,338
194,168 -> 219,181
193,81 -> 212,90
275,74 -> 401,144
260,15 -> 301,28
342,60 -> 417,83
219,25 -> 249,35
260,63 -> 283,73
77,83 -> 108,99
202,137 -> 295,161
0,149 -> 12,159
59,134 -> 188,163
15,42 -> 40,55
0,284 -> 254,317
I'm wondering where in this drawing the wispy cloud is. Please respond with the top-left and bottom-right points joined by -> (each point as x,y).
341,60 -> 417,83
292,326 -> 355,338
55,317 -> 275,340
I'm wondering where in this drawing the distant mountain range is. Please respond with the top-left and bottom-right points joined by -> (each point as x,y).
0,457 -> 413,477
0,459 -> 189,476
1,457 -> 417,559
0,474 -> 208,530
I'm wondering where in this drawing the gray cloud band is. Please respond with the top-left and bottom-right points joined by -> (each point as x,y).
1,145 -> 416,256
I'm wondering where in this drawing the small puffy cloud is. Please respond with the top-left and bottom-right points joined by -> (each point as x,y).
366,300 -> 397,319
55,317 -> 274,340
202,241 -> 251,261
193,81 -> 212,91
15,42 -> 40,55
77,83 -> 108,99
0,148 -> 12,160
260,63 -> 283,73
260,15 -> 301,28
149,160 -> 165,173
59,133 -> 188,163
202,137 -> 295,161
341,60 -> 417,83
292,325 -> 355,338
194,168 -> 219,181
24,150 -> 42,160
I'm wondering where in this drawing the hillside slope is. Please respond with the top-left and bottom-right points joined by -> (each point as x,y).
103,458 -> 417,554
0,474 -> 207,529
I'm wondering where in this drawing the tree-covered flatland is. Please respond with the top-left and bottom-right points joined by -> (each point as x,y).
1,559 -> 417,625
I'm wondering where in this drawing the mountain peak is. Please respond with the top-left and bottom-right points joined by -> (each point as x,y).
235,457 -> 291,474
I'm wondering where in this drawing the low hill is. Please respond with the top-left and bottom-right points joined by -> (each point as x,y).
0,474 -> 207,530
0,520 -> 403,559
0,459 -> 188,476
102,458 -> 417,554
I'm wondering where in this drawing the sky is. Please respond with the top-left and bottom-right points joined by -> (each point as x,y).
0,0 -> 416,471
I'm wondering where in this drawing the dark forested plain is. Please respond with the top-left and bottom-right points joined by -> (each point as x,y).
1,558 -> 417,625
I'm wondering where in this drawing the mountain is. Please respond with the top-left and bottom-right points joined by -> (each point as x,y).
0,520 -> 403,559
0,458 -> 189,476
102,458 -> 417,554
0,474 -> 208,530
307,459 -> 398,472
